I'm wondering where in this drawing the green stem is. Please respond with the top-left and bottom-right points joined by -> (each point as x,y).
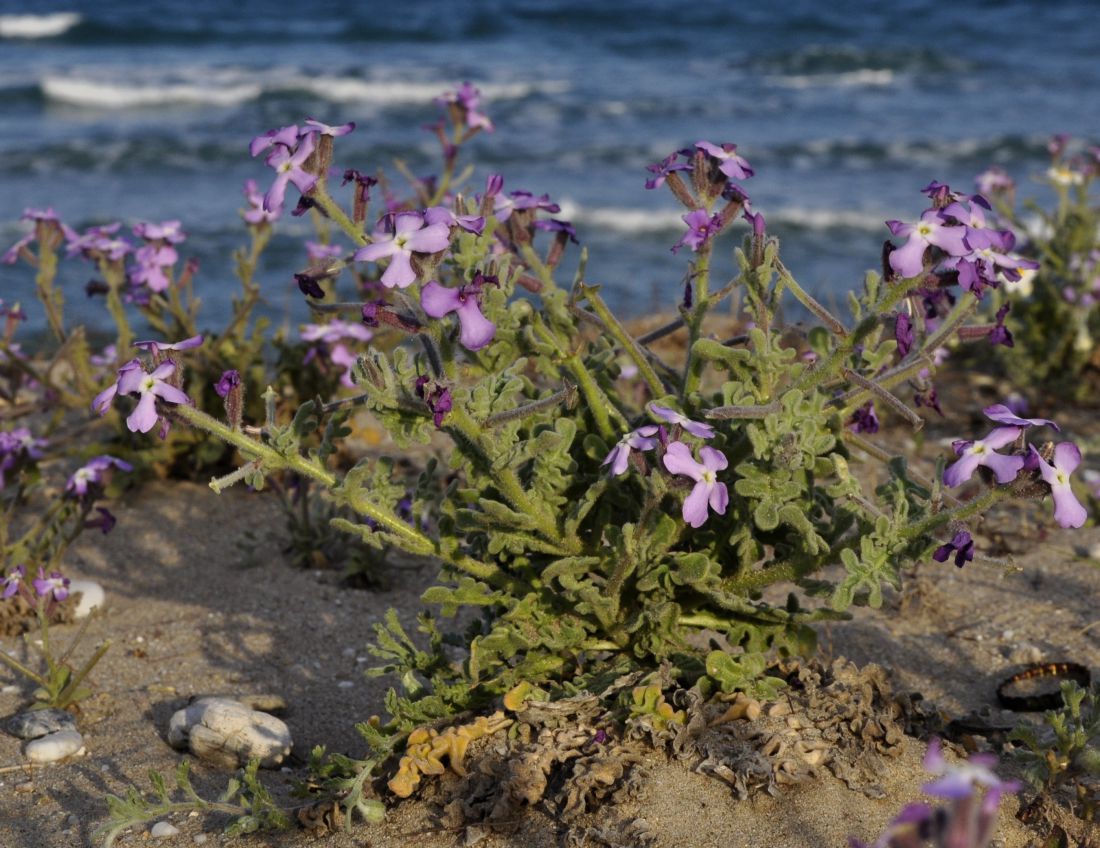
311,185 -> 367,246
577,284 -> 666,398
55,640 -> 111,707
0,649 -> 47,687
34,241 -> 66,344
682,246 -> 713,398
519,243 -> 559,292
103,264 -> 134,360
902,485 -> 1012,541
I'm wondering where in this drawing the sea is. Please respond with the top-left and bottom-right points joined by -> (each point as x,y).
2,0 -> 1099,338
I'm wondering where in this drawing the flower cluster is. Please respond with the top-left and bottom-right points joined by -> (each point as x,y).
943,403 -> 1086,530
886,183 -> 1038,296
300,320 -> 373,387
249,120 -> 352,214
0,426 -> 47,489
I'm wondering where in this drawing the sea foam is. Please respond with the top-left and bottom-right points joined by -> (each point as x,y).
41,77 -> 263,108
0,12 -> 81,38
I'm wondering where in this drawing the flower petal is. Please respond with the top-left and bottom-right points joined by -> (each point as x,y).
420,281 -> 461,318
681,481 -> 711,528
455,298 -> 496,350
662,441 -> 703,482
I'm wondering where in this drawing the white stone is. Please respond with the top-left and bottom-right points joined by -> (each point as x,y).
24,729 -> 83,763
1088,542 -> 1100,560
167,697 -> 291,769
193,834 -> 208,844
68,580 -> 106,618
1,684 -> 19,695
151,821 -> 180,838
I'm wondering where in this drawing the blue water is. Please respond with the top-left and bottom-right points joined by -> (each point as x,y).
2,0 -> 1099,335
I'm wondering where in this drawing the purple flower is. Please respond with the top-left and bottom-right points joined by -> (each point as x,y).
932,530 -> 974,567
300,319 -> 373,346
644,151 -> 692,190
328,343 -> 358,388
243,179 -> 280,225
132,335 -> 203,356
895,313 -> 914,358
421,277 -> 496,350
424,205 -> 485,235
922,738 -> 1020,801
1030,443 -> 1088,529
66,455 -> 133,497
261,131 -> 317,212
133,220 -> 186,244
886,210 -> 968,278
215,369 -> 241,399
672,210 -> 722,254
975,166 -> 1015,197
92,360 -> 191,433
662,441 -> 729,528
602,425 -> 660,476
303,117 -> 355,137
532,218 -> 579,243
33,568 -> 70,602
982,403 -> 1058,431
306,241 -> 343,263
695,141 -> 754,180
2,565 -> 25,599
85,506 -> 117,535
743,209 -> 766,239
493,190 -> 560,223
436,82 -> 493,132
129,244 -> 178,293
648,403 -> 715,439
848,402 -> 880,434
943,427 -> 1025,488
249,124 -> 300,158
989,304 -> 1013,347
354,212 -> 451,288
414,377 -> 453,428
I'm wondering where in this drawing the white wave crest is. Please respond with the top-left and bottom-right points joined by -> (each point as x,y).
770,69 -> 896,89
41,76 -> 263,108
292,77 -> 567,104
0,12 -> 81,38
560,201 -> 886,235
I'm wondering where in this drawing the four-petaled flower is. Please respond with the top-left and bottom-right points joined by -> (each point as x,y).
303,117 -> 355,137
354,212 -> 451,288
602,426 -> 660,477
421,276 -> 497,350
982,403 -> 1059,431
260,131 -> 317,212
92,360 -> 191,434
1030,443 -> 1088,529
921,738 -> 1020,802
932,530 -> 974,567
132,335 -> 203,356
66,455 -> 133,497
436,82 -> 493,132
672,210 -> 722,254
942,427 -> 1025,488
886,210 -> 968,278
33,568 -> 70,602
662,441 -> 729,528
648,403 -> 715,439
644,151 -> 692,190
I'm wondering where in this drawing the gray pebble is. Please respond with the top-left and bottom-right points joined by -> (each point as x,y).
3,708 -> 76,740
151,821 -> 180,838
24,729 -> 83,763
193,835 -> 208,845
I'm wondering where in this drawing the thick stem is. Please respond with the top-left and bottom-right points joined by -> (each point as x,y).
682,246 -> 713,398
577,284 -> 666,398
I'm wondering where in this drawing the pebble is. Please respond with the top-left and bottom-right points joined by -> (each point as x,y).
194,835 -> 208,845
24,729 -> 84,763
1088,542 -> 1100,560
1,684 -> 19,695
67,579 -> 106,618
167,697 -> 292,769
1010,643 -> 1044,665
3,708 -> 77,740
151,821 -> 180,838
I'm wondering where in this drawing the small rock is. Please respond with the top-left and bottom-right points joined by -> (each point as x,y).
3,709 -> 77,740
337,680 -> 354,689
1,684 -> 19,695
151,821 -> 180,838
194,835 -> 208,845
1010,643 -> 1044,665
167,697 -> 291,768
1088,542 -> 1100,560
24,729 -> 83,763
68,579 -> 105,618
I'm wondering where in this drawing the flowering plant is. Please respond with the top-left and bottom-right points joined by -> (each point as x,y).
966,136 -> 1100,402
79,86 -> 1089,826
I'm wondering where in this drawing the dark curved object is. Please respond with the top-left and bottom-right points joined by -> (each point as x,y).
996,662 -> 1091,712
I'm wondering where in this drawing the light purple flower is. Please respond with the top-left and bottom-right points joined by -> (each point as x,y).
672,210 -> 722,254
354,212 -> 451,288
982,403 -> 1058,431
943,427 -> 1025,488
644,151 -> 692,190
886,209 -> 968,278
33,568 -> 70,602
1031,443 -> 1088,529
2,565 -> 25,599
65,455 -> 133,497
662,441 -> 729,528
421,277 -> 496,350
93,360 -> 191,433
303,117 -> 355,137
602,425 -> 659,477
91,358 -> 144,416
329,343 -> 358,388
129,244 -> 178,293
648,403 -> 715,439
922,738 -> 1020,801
262,132 -> 317,212
424,205 -> 485,235
215,369 -> 241,399
305,241 -> 343,262
299,319 -> 373,346
242,179 -> 280,225
249,124 -> 300,158
695,141 -> 754,180
133,220 -> 186,244
436,82 -> 493,132
975,166 -> 1015,197
493,190 -> 560,223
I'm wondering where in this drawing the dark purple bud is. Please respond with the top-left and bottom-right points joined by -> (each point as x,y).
214,369 -> 240,399
295,273 -> 326,299
932,530 -> 973,568
85,280 -> 109,298
989,304 -> 1014,348
848,402 -> 880,434
85,506 -> 117,535
895,313 -> 914,358
292,196 -> 322,218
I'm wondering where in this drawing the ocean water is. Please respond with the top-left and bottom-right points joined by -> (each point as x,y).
2,0 -> 1099,335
